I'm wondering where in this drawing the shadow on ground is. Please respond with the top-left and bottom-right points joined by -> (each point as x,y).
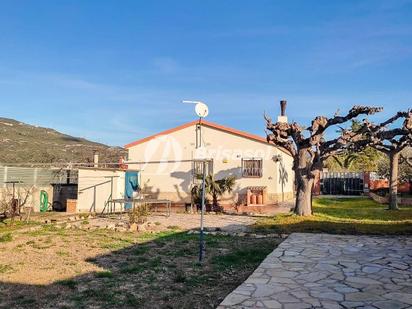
0,230 -> 280,309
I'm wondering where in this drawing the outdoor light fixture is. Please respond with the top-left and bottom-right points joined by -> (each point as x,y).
272,154 -> 282,162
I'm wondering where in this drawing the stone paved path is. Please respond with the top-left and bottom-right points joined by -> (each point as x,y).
218,233 -> 412,309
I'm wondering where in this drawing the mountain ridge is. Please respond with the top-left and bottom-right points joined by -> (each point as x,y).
0,117 -> 127,165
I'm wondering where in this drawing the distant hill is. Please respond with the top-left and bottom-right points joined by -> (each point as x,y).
0,117 -> 127,165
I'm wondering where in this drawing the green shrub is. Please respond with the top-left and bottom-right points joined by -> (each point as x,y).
129,204 -> 150,224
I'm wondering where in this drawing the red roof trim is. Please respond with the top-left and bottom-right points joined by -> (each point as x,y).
124,120 -> 291,156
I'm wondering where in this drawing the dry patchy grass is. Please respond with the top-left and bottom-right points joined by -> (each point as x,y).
0,224 -> 279,309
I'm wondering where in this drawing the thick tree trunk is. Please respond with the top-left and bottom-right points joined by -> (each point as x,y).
388,151 -> 400,210
293,148 -> 315,216
294,175 -> 313,216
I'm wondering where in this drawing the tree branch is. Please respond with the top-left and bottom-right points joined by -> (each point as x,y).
398,133 -> 412,151
310,105 -> 383,137
350,109 -> 412,154
376,110 -> 411,129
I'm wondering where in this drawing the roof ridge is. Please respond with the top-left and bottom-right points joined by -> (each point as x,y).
124,120 -> 291,156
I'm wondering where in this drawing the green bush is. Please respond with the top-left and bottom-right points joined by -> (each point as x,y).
129,204 -> 150,224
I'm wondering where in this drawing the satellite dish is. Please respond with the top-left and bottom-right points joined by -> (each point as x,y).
195,102 -> 209,118
182,100 -> 209,118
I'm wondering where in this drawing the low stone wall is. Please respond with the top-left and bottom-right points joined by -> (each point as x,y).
142,190 -> 294,205
369,192 -> 412,206
400,197 -> 412,206
369,192 -> 389,204
267,192 -> 294,203
222,204 -> 293,215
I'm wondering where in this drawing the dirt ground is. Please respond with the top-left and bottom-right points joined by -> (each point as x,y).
0,214 -> 258,285
0,227 -> 111,285
146,213 -> 258,233
26,211 -> 272,234
0,214 -> 281,308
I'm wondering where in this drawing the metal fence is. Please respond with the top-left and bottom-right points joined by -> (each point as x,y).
0,166 -> 76,186
320,172 -> 364,196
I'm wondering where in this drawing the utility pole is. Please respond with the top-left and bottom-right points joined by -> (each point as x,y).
182,100 -> 209,263
199,160 -> 206,262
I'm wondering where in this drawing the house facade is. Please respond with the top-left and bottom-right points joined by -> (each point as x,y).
125,120 -> 294,209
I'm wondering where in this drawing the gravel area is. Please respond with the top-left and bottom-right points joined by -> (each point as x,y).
146,213 -> 258,232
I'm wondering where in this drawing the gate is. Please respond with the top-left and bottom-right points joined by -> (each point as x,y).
320,172 -> 364,195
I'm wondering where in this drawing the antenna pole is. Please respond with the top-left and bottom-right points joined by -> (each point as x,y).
197,116 -> 206,262
198,117 -> 202,148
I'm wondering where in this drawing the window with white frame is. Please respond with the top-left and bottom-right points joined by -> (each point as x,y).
242,158 -> 263,178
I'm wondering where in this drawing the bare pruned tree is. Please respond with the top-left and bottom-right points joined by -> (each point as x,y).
358,110 -> 412,210
0,190 -> 10,219
400,153 -> 412,168
0,185 -> 34,221
265,101 -> 382,216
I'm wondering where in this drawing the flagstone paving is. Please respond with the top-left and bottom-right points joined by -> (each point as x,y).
218,233 -> 412,308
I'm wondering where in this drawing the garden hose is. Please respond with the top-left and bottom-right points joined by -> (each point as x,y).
40,190 -> 48,212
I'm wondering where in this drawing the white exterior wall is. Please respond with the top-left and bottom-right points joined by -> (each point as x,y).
77,168 -> 126,213
127,124 -> 294,205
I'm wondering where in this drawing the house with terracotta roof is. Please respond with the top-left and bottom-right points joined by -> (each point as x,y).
125,120 -> 294,212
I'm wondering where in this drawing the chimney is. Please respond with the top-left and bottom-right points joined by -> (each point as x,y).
93,151 -> 99,168
277,100 -> 288,123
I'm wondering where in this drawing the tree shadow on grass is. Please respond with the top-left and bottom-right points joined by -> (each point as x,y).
0,230 -> 279,309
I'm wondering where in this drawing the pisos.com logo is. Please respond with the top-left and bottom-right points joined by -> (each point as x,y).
142,135 -> 183,175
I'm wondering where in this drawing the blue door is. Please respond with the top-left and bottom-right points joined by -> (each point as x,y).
125,171 -> 139,209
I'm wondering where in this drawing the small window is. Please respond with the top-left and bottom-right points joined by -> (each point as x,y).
242,158 -> 263,178
193,160 -> 213,177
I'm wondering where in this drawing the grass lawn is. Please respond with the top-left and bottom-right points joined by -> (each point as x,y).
0,224 -> 279,309
254,197 -> 412,235
1,197 -> 411,308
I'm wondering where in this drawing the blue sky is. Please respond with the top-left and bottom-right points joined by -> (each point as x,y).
0,0 -> 411,146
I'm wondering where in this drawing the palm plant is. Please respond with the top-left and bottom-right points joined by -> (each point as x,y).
331,154 -> 358,170
191,174 -> 236,212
